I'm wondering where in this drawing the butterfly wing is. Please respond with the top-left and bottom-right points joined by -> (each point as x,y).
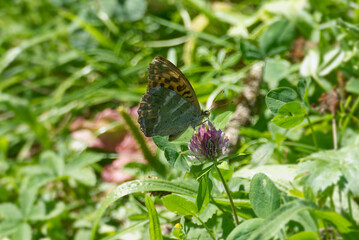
138,86 -> 202,138
147,56 -> 201,111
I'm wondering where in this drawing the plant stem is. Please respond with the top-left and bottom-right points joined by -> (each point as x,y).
348,192 -> 353,219
195,215 -> 217,240
332,117 -> 338,149
341,96 -> 359,136
282,141 -> 317,152
214,165 -> 239,225
305,115 -> 319,151
338,189 -> 342,213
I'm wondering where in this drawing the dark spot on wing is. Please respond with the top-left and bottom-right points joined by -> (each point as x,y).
170,76 -> 179,82
183,91 -> 191,96
177,85 -> 186,91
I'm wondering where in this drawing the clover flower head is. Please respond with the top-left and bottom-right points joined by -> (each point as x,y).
188,122 -> 229,162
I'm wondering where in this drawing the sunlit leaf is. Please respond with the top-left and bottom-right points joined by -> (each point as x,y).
272,102 -> 306,129
258,19 -> 295,56
145,196 -> 163,240
163,194 -> 197,216
298,145 -> 359,196
266,87 -> 298,114
249,173 -> 280,218
196,173 -> 212,213
91,179 -> 197,239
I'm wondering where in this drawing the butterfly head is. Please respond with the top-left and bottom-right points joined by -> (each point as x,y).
202,110 -> 210,117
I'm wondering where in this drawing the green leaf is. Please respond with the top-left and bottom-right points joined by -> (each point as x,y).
272,102 -> 306,129
318,47 -> 345,76
291,211 -> 317,233
227,218 -> 265,240
19,189 -> 37,218
164,148 -> 180,168
74,230 -> 92,240
40,151 -> 64,177
0,28 -> 67,74
288,231 -> 318,240
240,40 -> 263,60
196,174 -> 212,213
247,200 -> 314,240
65,152 -> 103,173
234,164 -> 298,193
250,142 -> 275,166
62,11 -> 115,49
298,156 -> 342,195
300,48 -> 320,77
91,179 -> 197,239
338,19 -> 359,36
219,153 -> 246,163
295,11 -> 315,38
99,0 -> 147,22
12,223 -> 32,240
263,58 -> 291,89
0,203 -> 22,220
249,173 -> 280,218
258,19 -> 295,56
0,220 -> 22,237
174,155 -> 190,172
153,136 -> 188,171
196,164 -> 216,180
298,145 -> 359,196
340,162 -> 359,196
0,93 -> 51,149
145,196 -> 163,240
346,78 -> 359,95
68,167 -> 97,186
211,162 -> 233,182
0,136 -> 9,160
27,201 -> 46,221
44,202 -> 66,219
313,210 -> 353,233
266,87 -> 298,114
297,78 -> 309,102
213,111 -> 232,130
192,204 -> 217,225
163,194 -> 198,216
152,136 -> 177,152
53,66 -> 94,103
24,174 -> 56,191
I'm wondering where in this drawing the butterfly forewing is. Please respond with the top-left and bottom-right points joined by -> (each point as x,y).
147,56 -> 201,111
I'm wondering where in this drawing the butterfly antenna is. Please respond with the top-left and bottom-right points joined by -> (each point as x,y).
209,90 -> 225,111
215,100 -> 234,109
209,90 -> 234,110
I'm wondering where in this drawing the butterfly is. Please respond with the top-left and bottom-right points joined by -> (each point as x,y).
138,56 -> 210,141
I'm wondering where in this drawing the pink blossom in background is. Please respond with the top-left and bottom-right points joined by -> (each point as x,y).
70,107 -> 154,183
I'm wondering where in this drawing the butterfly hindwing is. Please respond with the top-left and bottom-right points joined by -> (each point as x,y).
138,86 -> 201,137
147,56 -> 201,111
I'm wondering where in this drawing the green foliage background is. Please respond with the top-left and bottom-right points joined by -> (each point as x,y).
1,0 -> 359,239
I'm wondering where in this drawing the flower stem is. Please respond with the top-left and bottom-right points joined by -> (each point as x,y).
214,165 -> 239,225
332,117 -> 338,149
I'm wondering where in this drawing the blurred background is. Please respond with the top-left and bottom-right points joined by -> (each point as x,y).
1,0 -> 359,239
